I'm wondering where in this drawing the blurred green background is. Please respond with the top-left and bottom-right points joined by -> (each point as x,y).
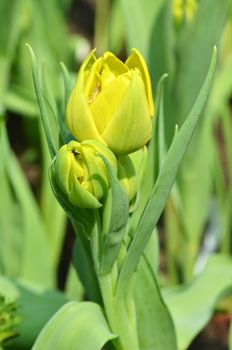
1,0 -> 232,349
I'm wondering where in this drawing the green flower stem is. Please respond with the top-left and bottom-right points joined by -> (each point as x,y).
91,211 -> 139,350
99,271 -> 140,350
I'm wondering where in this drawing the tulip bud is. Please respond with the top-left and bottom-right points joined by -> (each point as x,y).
66,49 -> 154,155
54,140 -> 117,209
118,148 -> 146,206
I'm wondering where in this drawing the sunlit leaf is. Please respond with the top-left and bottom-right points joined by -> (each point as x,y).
163,254 -> 232,350
32,301 -> 116,350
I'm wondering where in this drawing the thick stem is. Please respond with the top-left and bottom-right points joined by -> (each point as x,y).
99,270 -> 140,350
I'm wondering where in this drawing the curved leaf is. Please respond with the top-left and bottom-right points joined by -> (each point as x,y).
163,254 -> 232,350
32,301 -> 116,350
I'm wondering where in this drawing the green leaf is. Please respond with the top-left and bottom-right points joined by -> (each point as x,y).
32,301 -> 116,350
39,125 -> 67,268
99,155 -> 129,275
5,84 -> 38,117
0,123 -> 54,288
129,73 -> 168,234
27,45 -> 59,158
0,0 -> 22,110
135,256 -> 177,350
117,47 -> 217,297
4,279 -> 67,350
175,0 -> 230,125
163,254 -> 232,350
65,264 -> 84,301
0,0 -> 21,57
119,0 -> 164,57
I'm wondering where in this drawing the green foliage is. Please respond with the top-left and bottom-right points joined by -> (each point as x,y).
99,155 -> 129,274
135,256 -> 177,350
1,1 -> 232,349
32,302 -> 116,350
163,254 -> 232,350
0,123 -> 54,288
117,47 -> 217,297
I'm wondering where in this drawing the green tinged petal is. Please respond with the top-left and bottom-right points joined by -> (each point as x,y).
102,71 -> 152,155
66,85 -> 104,143
118,155 -> 137,203
118,148 -> 146,206
102,52 -> 129,77
69,178 -> 102,209
90,72 -> 131,134
126,48 -> 154,116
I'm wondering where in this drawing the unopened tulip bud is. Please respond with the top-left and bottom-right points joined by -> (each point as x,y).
54,140 -> 117,209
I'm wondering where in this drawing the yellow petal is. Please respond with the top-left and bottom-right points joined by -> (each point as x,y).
90,72 -> 131,134
99,52 -> 129,89
82,140 -> 118,174
82,147 -> 107,198
84,57 -> 103,101
70,177 -> 102,208
66,84 -> 104,143
103,52 -> 129,77
118,155 -> 137,203
76,49 -> 97,90
55,146 -> 73,193
82,140 -> 118,198
102,71 -> 152,155
125,48 -> 154,116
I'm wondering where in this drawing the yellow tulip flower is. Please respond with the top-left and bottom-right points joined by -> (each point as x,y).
54,140 -> 117,209
66,49 -> 154,155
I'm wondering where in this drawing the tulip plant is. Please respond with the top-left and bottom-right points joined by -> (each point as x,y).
5,40 -> 226,350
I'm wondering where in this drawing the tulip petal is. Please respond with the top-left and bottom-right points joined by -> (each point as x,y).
82,140 -> 118,174
118,155 -> 137,203
82,140 -> 118,198
84,57 -> 103,101
55,147 -> 73,194
66,85 -> 104,143
103,52 -> 129,77
78,49 -> 97,84
102,71 -> 152,155
70,177 -> 102,209
125,49 -> 154,116
66,50 -> 104,143
90,72 -> 131,134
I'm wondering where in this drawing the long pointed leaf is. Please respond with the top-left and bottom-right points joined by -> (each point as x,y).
117,47 -> 217,297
